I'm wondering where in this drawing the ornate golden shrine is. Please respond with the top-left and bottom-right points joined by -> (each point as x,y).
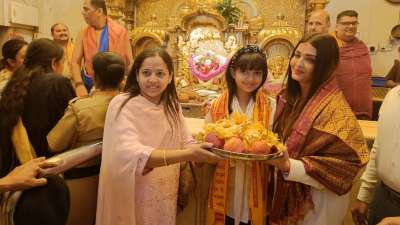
105,0 -> 330,103
258,14 -> 302,85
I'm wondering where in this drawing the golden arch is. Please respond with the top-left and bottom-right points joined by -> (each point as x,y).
259,35 -> 297,50
131,32 -> 164,47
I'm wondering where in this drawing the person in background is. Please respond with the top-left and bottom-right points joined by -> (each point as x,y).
71,0 -> 133,96
351,85 -> 400,225
47,52 -> 125,225
0,39 -> 28,94
385,46 -> 400,88
307,10 -> 331,34
332,10 -> 373,120
51,23 -> 74,78
265,33 -> 369,225
0,38 -> 75,177
0,38 -> 74,225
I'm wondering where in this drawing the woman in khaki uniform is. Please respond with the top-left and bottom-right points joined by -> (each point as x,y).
47,52 -> 125,225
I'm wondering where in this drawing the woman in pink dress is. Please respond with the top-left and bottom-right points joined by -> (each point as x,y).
96,48 -> 220,225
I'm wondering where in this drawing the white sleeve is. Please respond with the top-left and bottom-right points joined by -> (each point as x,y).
267,96 -> 277,129
284,159 -> 325,190
357,138 -> 380,204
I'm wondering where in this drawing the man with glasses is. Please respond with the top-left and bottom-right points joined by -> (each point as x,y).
332,10 -> 372,120
71,0 -> 133,97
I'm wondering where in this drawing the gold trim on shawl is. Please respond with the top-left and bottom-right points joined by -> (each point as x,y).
11,117 -> 36,164
271,78 -> 369,225
331,32 -> 344,48
313,91 -> 369,165
207,90 -> 270,225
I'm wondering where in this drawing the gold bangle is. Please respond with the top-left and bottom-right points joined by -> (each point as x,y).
163,150 -> 168,166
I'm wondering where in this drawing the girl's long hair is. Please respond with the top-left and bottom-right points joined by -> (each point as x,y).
121,48 -> 181,131
225,45 -> 268,113
274,34 -> 339,141
0,38 -> 63,176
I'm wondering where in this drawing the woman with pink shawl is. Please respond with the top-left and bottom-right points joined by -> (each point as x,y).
95,48 -> 220,225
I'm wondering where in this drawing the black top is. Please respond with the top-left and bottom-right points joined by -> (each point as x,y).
22,73 -> 76,157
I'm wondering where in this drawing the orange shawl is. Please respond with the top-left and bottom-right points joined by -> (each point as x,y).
207,90 -> 270,225
83,18 -> 131,78
271,78 -> 369,225
65,39 -> 74,66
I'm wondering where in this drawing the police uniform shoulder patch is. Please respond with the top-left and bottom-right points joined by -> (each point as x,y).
68,95 -> 91,105
68,97 -> 80,105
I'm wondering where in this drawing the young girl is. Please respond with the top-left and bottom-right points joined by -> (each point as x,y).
265,34 -> 368,225
95,48 -> 220,225
206,45 -> 272,225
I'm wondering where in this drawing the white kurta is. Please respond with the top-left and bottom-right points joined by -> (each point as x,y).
285,159 -> 350,225
357,86 -> 400,203
205,96 -> 275,225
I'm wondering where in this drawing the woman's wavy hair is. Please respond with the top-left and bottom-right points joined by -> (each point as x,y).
121,48 -> 180,131
274,33 -> 339,141
0,39 -> 28,71
0,38 -> 63,176
225,45 -> 268,113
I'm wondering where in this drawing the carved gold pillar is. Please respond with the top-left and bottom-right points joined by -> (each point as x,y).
247,16 -> 264,45
307,0 -> 330,20
124,0 -> 135,30
308,0 -> 330,11
106,0 -> 125,21
189,0 -> 221,9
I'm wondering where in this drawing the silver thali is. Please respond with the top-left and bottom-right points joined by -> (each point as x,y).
210,147 -> 284,161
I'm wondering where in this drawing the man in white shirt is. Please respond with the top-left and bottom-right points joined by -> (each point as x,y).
352,86 -> 400,225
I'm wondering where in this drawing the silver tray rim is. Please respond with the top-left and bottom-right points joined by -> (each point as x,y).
210,147 -> 284,161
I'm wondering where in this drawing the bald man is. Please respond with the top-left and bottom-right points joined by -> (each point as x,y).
51,23 -> 74,77
307,10 -> 331,34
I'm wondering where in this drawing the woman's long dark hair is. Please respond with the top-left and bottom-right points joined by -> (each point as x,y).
0,38 -> 64,176
0,39 -> 28,71
274,33 -> 339,141
225,45 -> 268,113
121,48 -> 181,131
